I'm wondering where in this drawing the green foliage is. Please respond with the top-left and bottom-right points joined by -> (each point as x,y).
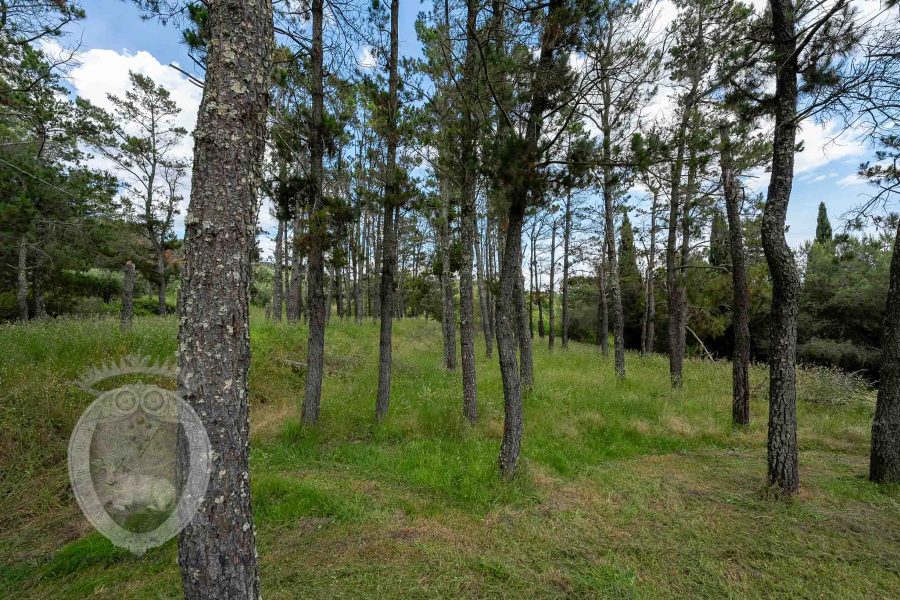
799,236 -> 890,375
816,202 -> 833,245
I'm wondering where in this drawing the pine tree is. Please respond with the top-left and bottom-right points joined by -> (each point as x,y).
174,0 -> 273,596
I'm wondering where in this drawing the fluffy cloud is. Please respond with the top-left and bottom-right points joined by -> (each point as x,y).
68,48 -> 202,161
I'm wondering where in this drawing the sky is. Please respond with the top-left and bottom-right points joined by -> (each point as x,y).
57,0 -> 880,260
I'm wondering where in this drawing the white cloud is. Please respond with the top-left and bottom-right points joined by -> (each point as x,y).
838,173 -> 866,187
794,121 -> 866,175
65,47 -> 203,240
358,46 -> 377,70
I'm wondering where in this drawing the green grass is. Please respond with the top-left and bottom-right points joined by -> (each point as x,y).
1,312 -> 899,598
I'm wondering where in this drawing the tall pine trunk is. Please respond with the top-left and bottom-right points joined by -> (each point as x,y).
497,202 -> 525,479
376,0 -> 400,422
459,0 -> 479,423
475,219 -> 493,357
762,0 -> 800,495
602,165 -> 625,379
666,98 -> 695,388
440,178 -> 457,370
176,1 -> 272,597
597,255 -> 608,355
287,214 -> 303,321
643,189 -> 658,354
156,250 -> 167,315
302,0 -> 326,427
720,125 -> 750,426
562,189 -> 572,348
549,221 -> 557,350
871,218 -> 900,482
273,218 -> 284,321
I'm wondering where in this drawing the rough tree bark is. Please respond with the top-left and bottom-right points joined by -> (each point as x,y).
600,85 -> 625,378
597,255 -> 608,355
176,0 -> 272,598
642,188 -> 658,354
871,218 -> 900,483
562,188 -> 572,349
459,0 -> 479,422
439,178 -> 457,370
272,218 -> 284,321
602,168 -> 626,379
287,212 -> 303,321
475,220 -> 493,357
121,261 -> 135,332
302,0 -> 326,427
665,85 -> 697,388
549,220 -> 557,350
720,125 -> 750,426
156,250 -> 167,315
762,0 -> 801,495
375,0 -> 400,422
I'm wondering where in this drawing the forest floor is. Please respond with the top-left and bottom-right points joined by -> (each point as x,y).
1,313 -> 899,599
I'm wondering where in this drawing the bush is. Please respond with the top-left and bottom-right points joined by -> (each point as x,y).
797,364 -> 875,406
133,296 -> 176,316
798,337 -> 881,377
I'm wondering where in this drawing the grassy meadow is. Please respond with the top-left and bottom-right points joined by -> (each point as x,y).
1,312 -> 898,598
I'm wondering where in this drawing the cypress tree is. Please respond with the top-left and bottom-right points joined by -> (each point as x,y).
815,202 -> 833,244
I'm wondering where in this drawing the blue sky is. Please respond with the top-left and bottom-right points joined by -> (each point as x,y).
64,1 -> 881,254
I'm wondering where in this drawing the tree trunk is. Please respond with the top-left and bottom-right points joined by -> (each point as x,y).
157,250 -> 167,315
666,102 -> 693,388
528,235 -> 535,338
602,166 -> 625,379
440,179 -> 457,370
459,0 -> 479,423
721,125 -> 750,427
643,189 -> 658,354
562,188 -> 572,348
121,261 -> 135,332
302,0 -> 326,427
376,0 -> 400,422
273,218 -> 284,321
176,1 -> 272,597
16,236 -> 28,323
497,202 -> 525,479
762,0 -> 800,495
287,214 -> 303,321
871,218 -> 900,483
549,221 -> 557,350
475,218 -> 493,357
597,256 -> 608,355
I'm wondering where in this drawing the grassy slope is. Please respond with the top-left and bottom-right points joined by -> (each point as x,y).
1,313 -> 898,599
